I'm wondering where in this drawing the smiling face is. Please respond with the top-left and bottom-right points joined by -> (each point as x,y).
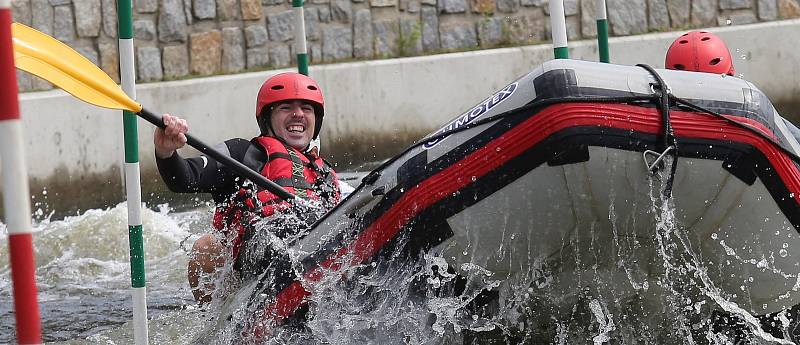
268,100 -> 316,151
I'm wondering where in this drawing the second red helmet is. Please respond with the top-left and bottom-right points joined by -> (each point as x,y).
256,72 -> 325,139
665,31 -> 736,76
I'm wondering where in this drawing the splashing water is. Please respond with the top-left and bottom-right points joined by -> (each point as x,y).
0,202 -> 205,344
645,157 -> 795,344
189,210 -> 508,344
4,157 -> 800,343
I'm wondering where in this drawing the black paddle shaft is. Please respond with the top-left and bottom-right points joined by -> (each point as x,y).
138,108 -> 295,201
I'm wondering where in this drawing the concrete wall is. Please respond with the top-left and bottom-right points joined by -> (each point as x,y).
8,19 -> 800,215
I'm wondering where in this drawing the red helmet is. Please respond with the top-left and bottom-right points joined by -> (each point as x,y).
665,31 -> 736,76
256,72 -> 325,139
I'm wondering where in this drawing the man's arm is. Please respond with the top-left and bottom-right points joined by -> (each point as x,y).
156,151 -> 221,193
153,113 -> 235,195
156,138 -> 257,195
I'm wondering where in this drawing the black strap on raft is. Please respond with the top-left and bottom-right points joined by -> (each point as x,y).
637,64 -> 679,198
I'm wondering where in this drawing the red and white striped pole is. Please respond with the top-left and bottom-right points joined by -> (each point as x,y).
1,1 -> 43,343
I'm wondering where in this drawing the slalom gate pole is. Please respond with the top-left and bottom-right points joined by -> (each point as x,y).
1,1 -> 43,343
293,0 -> 322,152
293,0 -> 308,76
596,0 -> 610,62
549,0 -> 569,59
116,0 -> 149,342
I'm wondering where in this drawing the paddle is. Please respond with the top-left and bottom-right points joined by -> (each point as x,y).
11,23 -> 295,201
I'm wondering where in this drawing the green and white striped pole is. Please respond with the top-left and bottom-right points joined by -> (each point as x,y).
596,0 -> 610,62
293,0 -> 322,153
116,0 -> 149,343
549,0 -> 569,59
293,0 -> 308,76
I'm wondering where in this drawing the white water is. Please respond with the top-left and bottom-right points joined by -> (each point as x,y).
0,202 -> 203,343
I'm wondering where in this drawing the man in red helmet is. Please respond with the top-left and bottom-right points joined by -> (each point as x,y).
665,30 -> 736,76
154,72 -> 341,304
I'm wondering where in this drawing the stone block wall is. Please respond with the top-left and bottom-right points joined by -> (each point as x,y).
12,0 -> 800,90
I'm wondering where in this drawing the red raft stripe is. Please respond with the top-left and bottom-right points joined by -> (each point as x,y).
270,102 -> 800,320
263,280 -> 310,321
0,9 -> 20,121
9,233 -> 42,344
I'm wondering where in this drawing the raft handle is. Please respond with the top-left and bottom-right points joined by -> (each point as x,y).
371,185 -> 386,196
643,146 -> 675,173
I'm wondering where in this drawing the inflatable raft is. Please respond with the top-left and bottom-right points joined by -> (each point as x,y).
224,59 -> 800,342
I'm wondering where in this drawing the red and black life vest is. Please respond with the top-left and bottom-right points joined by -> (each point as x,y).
213,136 -> 340,258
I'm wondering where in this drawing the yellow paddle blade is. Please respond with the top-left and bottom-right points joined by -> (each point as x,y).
11,23 -> 142,113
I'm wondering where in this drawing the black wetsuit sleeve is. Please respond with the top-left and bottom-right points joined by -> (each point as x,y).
155,138 -> 256,201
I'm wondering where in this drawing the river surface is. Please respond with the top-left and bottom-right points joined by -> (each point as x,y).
1,167 -> 799,344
